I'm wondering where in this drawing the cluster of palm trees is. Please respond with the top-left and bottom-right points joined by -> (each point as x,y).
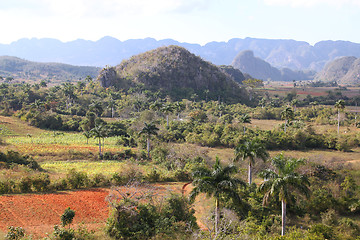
190,138 -> 310,237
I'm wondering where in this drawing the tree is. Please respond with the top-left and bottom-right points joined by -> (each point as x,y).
107,98 -> 116,118
239,114 -> 251,135
89,100 -> 104,117
61,207 -> 75,227
139,122 -> 159,158
258,154 -> 310,236
281,106 -> 294,133
334,100 -> 345,135
82,131 -> 91,144
291,99 -> 299,112
173,101 -> 185,120
61,83 -> 76,109
234,139 -> 269,185
161,102 -> 174,127
90,124 -> 107,156
189,157 -> 245,238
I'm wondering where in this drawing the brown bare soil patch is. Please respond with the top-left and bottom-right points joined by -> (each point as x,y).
0,183 -> 187,238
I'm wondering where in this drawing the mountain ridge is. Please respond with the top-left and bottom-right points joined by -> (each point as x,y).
2,36 -> 360,71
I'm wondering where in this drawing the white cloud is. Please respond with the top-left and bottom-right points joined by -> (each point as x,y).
263,0 -> 360,7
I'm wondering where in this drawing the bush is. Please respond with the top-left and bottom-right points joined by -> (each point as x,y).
61,207 -> 75,227
5,226 -> 25,240
18,176 -> 32,193
32,173 -> 51,192
92,173 -> 109,187
309,223 -> 334,240
66,169 -> 89,189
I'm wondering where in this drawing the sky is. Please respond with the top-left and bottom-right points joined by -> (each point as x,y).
0,0 -> 360,45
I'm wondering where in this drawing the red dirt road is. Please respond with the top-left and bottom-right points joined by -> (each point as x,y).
0,189 -> 109,238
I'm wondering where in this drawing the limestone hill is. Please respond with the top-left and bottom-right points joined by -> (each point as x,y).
314,56 -> 360,85
97,45 -> 249,103
231,50 -> 315,82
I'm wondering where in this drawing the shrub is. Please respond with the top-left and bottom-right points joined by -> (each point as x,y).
309,223 -> 334,240
92,173 -> 109,187
18,176 -> 32,193
66,169 -> 89,189
32,173 -> 51,192
5,226 -> 25,240
61,207 -> 75,227
146,168 -> 161,182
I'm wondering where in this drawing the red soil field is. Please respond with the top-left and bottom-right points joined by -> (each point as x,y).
0,189 -> 109,238
0,183 -> 186,238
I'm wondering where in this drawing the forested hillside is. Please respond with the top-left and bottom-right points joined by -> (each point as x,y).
0,56 -> 100,83
97,45 -> 249,103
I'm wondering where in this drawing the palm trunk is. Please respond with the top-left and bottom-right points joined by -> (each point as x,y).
282,200 -> 286,236
111,107 -> 114,118
248,162 -> 252,185
337,110 -> 340,135
98,138 -> 102,156
215,198 -> 220,238
166,115 -> 169,127
243,126 -> 246,135
147,138 -> 150,158
284,119 -> 287,133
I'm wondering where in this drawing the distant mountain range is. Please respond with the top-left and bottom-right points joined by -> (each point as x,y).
2,37 -> 360,72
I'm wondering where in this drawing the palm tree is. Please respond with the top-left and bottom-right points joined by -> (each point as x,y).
234,139 -> 269,185
90,124 -> 107,156
334,100 -> 345,135
82,131 -> 92,144
291,99 -> 299,112
161,103 -> 174,127
189,157 -> 245,237
89,100 -> 104,117
258,154 -> 310,236
173,101 -> 185,120
281,106 -> 294,133
139,122 -> 159,158
239,114 -> 251,135
107,98 -> 116,118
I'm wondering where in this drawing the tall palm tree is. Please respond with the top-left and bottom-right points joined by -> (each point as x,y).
281,106 -> 294,133
173,101 -> 185,120
161,103 -> 174,127
239,114 -> 251,135
291,99 -> 299,112
334,100 -> 345,135
139,122 -> 159,158
258,154 -> 310,236
234,139 -> 269,185
90,124 -> 107,156
107,98 -> 116,118
189,157 -> 245,237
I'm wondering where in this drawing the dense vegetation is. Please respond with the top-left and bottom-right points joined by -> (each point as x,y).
97,46 -> 249,103
0,56 -> 100,84
1,63 -> 360,239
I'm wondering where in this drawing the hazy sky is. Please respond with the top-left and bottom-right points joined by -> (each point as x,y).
0,0 -> 359,45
